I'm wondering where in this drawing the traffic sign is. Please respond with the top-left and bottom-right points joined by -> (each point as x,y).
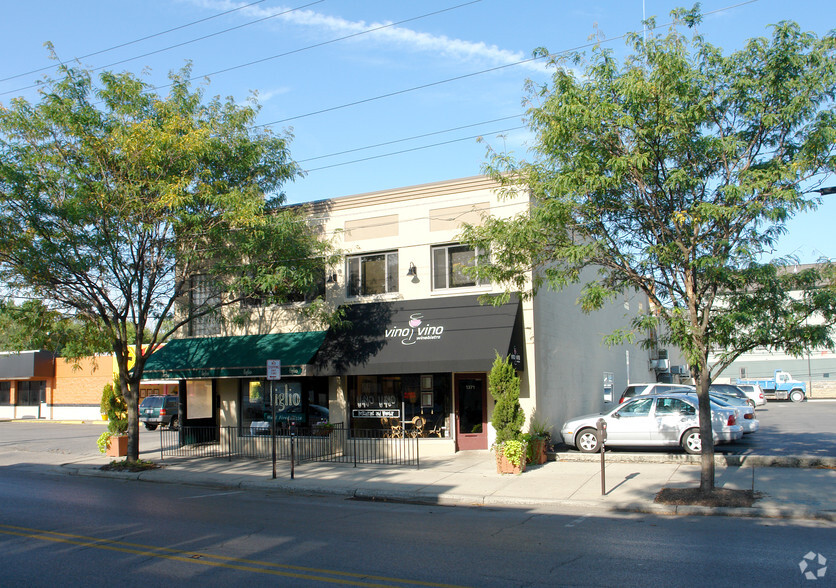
267,359 -> 281,380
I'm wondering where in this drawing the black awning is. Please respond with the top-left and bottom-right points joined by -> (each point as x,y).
0,350 -> 55,379
313,294 -> 524,376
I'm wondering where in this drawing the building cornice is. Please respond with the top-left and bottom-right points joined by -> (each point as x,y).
300,176 -> 501,216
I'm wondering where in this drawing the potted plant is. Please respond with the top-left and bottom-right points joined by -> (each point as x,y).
494,438 -> 527,474
488,353 -> 526,474
523,418 -> 550,465
313,422 -> 334,436
97,380 -> 128,457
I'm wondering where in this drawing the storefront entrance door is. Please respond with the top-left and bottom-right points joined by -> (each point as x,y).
455,375 -> 487,450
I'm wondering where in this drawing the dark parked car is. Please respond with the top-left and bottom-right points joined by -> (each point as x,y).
250,404 -> 329,435
139,395 -> 179,430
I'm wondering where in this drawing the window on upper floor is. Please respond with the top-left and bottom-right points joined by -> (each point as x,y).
188,274 -> 221,336
431,244 -> 489,290
347,252 -> 398,297
241,267 -> 326,307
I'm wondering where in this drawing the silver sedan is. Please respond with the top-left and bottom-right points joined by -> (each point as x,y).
560,393 -> 743,454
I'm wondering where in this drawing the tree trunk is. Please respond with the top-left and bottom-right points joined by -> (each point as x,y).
114,344 -> 140,463
696,369 -> 715,493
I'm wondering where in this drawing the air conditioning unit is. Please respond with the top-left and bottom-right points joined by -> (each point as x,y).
650,359 -> 670,371
670,365 -> 688,375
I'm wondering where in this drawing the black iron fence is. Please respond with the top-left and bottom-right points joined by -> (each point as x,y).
157,423 -> 420,468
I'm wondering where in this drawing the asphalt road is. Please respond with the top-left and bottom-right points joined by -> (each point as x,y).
0,465 -> 833,587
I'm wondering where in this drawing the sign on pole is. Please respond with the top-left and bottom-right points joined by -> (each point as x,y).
267,359 -> 281,381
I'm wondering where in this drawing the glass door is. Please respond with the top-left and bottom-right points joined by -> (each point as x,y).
455,375 -> 487,450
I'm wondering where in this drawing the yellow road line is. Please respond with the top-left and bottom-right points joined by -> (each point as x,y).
0,523 -> 469,588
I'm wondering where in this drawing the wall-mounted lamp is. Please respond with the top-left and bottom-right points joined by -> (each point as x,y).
325,272 -> 338,284
406,262 -> 417,279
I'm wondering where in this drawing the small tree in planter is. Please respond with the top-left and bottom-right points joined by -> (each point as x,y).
97,380 -> 128,456
489,352 -> 526,473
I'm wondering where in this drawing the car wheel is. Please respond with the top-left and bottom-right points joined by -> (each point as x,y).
144,423 -> 157,431
789,390 -> 804,403
681,429 -> 701,454
169,416 -> 179,430
576,428 -> 601,453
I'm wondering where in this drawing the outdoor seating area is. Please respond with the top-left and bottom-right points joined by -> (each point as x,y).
381,416 -> 445,438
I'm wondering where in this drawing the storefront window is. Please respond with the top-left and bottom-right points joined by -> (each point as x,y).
239,379 -> 329,435
16,381 -> 45,406
348,373 -> 451,437
0,382 -> 10,405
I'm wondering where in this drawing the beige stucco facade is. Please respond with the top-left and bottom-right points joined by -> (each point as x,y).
182,176 -> 655,454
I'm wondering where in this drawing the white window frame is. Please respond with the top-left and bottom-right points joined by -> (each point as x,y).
431,244 -> 489,291
346,251 -> 399,297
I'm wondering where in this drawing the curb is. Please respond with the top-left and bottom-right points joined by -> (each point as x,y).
60,462 -> 836,522
549,451 -> 836,468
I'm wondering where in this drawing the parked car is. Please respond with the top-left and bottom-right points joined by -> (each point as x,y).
638,386 -> 759,434
705,393 -> 759,434
735,383 -> 766,407
618,382 -> 693,404
250,404 -> 329,435
139,395 -> 179,431
560,393 -> 743,455
709,383 -> 755,408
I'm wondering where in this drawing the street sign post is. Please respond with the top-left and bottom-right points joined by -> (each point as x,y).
267,360 -> 281,478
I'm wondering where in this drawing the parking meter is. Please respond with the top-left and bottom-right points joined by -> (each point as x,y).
596,418 -> 607,495
596,418 -> 607,446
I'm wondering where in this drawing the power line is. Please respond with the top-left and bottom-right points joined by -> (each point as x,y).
87,1 -> 327,79
257,0 -> 762,128
303,125 -> 525,173
1,1 -> 326,97
158,0 -> 484,96
296,114 -> 524,164
0,0 -> 269,84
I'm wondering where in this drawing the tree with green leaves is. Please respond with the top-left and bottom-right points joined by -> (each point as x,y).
0,61 -> 335,462
489,352 -> 524,444
0,298 -> 112,356
462,7 -> 836,494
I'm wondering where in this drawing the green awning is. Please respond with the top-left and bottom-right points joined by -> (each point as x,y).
141,331 -> 327,380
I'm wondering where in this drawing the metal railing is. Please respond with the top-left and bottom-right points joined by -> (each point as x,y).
158,423 -> 420,468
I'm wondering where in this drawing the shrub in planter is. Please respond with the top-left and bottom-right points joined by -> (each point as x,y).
523,418 -> 550,465
489,353 -> 527,472
98,380 -> 128,455
489,352 -> 524,444
494,439 -> 527,474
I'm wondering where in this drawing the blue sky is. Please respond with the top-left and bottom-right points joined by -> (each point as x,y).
2,0 -> 834,263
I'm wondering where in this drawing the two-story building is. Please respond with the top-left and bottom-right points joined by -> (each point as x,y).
142,176 -> 655,453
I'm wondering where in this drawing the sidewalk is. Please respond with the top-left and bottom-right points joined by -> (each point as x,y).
2,419 -> 834,521
13,447 -> 834,522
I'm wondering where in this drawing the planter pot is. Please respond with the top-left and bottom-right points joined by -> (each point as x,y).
496,450 -> 526,474
527,438 -> 548,465
106,435 -> 128,457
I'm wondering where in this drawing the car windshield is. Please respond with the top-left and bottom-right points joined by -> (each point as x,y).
140,397 -> 163,408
